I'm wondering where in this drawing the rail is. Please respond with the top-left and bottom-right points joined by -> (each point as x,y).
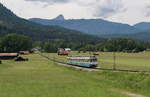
38,53 -> 150,74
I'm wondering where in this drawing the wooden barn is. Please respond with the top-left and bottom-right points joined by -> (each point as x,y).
0,53 -> 19,60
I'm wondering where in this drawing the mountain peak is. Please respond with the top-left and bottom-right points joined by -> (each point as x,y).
53,14 -> 65,20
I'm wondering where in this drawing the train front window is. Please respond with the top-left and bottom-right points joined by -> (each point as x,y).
90,59 -> 97,62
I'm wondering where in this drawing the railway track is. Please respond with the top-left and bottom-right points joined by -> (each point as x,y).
39,53 -> 150,74
39,53 -> 98,71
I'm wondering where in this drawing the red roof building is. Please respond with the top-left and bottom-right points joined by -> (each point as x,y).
0,53 -> 19,59
19,51 -> 29,55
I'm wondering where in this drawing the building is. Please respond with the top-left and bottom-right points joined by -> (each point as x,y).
0,53 -> 19,59
65,48 -> 71,52
19,51 -> 29,55
58,48 -> 69,55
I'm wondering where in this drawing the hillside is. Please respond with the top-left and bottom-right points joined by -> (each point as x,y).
29,15 -> 150,42
0,4 -> 102,42
29,15 -> 139,35
134,22 -> 150,30
130,32 -> 150,42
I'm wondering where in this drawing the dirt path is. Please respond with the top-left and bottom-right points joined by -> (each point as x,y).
111,89 -> 147,97
120,91 -> 147,97
39,53 -> 98,71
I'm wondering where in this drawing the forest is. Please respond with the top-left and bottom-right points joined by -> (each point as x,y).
0,33 -> 149,53
40,38 -> 150,53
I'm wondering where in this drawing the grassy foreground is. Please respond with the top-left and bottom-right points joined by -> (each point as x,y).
0,54 -> 150,97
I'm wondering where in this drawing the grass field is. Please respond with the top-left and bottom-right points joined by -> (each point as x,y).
0,54 -> 150,97
44,51 -> 150,71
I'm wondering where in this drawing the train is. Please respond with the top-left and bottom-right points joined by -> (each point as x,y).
67,56 -> 98,68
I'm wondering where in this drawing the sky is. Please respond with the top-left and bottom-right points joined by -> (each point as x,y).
1,0 -> 150,25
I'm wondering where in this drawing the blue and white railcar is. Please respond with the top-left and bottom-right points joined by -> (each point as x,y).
67,56 -> 98,68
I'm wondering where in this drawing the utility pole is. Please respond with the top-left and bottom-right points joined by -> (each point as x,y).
113,51 -> 116,70
113,39 -> 117,70
53,54 -> 55,65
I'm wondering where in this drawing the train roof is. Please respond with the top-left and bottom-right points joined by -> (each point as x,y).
67,56 -> 97,60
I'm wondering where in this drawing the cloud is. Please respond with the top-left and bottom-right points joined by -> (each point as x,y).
93,0 -> 125,18
3,0 -> 150,24
145,5 -> 150,17
25,0 -> 98,5
24,0 -> 126,18
25,0 -> 71,4
75,0 -> 99,6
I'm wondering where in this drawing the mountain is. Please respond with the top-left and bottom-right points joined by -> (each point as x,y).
29,15 -> 139,36
134,22 -> 150,30
53,14 -> 65,20
0,3 -> 102,42
29,15 -> 150,42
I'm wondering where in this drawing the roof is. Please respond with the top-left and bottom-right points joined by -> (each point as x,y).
65,48 -> 71,50
0,53 -> 18,57
19,51 -> 29,53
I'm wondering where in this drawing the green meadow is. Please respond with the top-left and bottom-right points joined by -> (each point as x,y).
44,51 -> 150,71
0,53 -> 150,97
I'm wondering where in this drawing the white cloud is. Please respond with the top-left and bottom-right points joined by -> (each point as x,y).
144,5 -> 150,17
25,0 -> 70,4
108,0 -> 150,24
1,0 -> 150,24
92,0 -> 125,18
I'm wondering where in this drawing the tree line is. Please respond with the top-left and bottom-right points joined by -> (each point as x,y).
35,38 -> 150,53
0,33 -> 150,53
